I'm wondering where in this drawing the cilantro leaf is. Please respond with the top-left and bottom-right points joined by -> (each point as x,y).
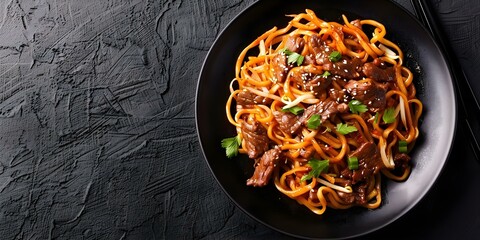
348,100 -> 368,114
329,51 -> 342,62
282,48 -> 304,66
382,107 -> 396,124
307,114 -> 322,129
336,123 -> 358,135
221,136 -> 241,158
301,159 -> 329,181
282,105 -> 304,115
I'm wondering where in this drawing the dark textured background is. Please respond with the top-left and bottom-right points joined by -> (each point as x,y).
0,0 -> 478,239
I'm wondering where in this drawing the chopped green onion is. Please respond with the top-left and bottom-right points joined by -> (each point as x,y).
329,51 -> 342,62
307,114 -> 322,129
382,107 -> 396,124
374,112 -> 379,124
347,156 -> 359,170
398,140 -> 408,153
282,105 -> 304,115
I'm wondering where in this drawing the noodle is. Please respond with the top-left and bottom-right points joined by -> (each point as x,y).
222,10 -> 423,215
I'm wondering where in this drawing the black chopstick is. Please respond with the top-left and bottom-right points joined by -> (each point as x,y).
411,0 -> 480,161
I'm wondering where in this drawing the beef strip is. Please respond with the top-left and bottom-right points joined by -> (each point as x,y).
300,99 -> 345,124
271,53 -> 289,83
271,35 -> 305,83
309,34 -> 363,79
344,79 -> 387,112
289,65 -> 332,95
241,120 -> 269,159
393,152 -> 411,175
285,35 -> 305,53
246,146 -> 282,187
349,142 -> 384,184
236,90 -> 272,106
362,62 -> 396,82
309,35 -> 333,65
336,181 -> 368,205
324,58 -> 363,79
273,111 -> 302,135
329,88 -> 350,103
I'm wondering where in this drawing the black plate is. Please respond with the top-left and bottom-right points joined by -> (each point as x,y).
195,0 -> 456,238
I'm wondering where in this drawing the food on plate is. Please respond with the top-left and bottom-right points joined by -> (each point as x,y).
222,9 -> 423,215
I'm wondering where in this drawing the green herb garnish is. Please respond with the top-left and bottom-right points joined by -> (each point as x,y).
382,107 -> 396,124
221,136 -> 241,158
348,156 -> 359,170
301,159 -> 330,181
336,123 -> 358,135
398,140 -> 408,153
374,112 -> 379,124
329,51 -> 342,62
282,48 -> 304,66
348,100 -> 368,114
307,114 -> 322,129
282,106 -> 304,115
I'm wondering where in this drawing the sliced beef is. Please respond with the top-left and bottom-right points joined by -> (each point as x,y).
349,142 -> 384,184
285,35 -> 305,53
362,62 -> 396,82
309,34 -> 363,79
236,90 -> 272,106
336,181 -> 368,205
241,120 -> 269,159
271,53 -> 289,83
329,88 -> 350,103
324,58 -> 363,79
336,103 -> 349,113
273,111 -> 302,135
289,65 -> 332,95
246,146 -> 282,187
393,152 -> 411,175
345,79 -> 387,112
300,99 -> 343,124
309,35 -> 333,65
271,35 -> 306,83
